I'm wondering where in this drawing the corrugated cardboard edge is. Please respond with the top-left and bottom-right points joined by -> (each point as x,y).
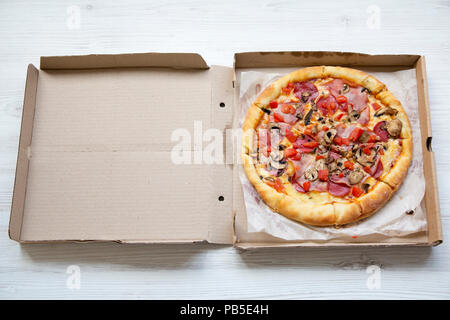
9,64 -> 39,241
40,52 -> 209,70
234,241 -> 432,250
16,239 -> 209,244
415,56 -> 443,246
232,51 -> 443,248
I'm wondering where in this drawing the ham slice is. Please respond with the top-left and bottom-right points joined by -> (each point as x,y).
336,124 -> 356,139
293,135 -> 317,153
295,158 -> 329,192
330,174 -> 351,186
357,106 -> 370,125
258,128 -> 270,149
330,144 -> 352,155
293,134 -> 315,145
281,113 -> 298,125
329,151 -> 341,161
310,180 -> 328,192
293,81 -> 318,103
295,177 -> 328,193
296,146 -> 315,153
316,95 -> 337,116
372,159 -> 384,179
326,78 -> 368,112
270,129 -> 282,150
328,181 -> 351,197
270,108 -> 297,125
291,154 -> 315,181
275,122 -> 292,133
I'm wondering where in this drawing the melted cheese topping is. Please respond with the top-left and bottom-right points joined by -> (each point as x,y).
252,76 -> 405,204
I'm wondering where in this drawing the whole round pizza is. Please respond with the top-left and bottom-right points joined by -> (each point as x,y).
242,66 -> 412,226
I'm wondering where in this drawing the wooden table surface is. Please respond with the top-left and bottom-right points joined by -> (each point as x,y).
0,0 -> 449,299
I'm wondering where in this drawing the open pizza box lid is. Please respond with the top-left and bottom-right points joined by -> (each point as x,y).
9,51 -> 443,247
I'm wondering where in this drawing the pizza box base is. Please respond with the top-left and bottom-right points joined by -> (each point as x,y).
8,51 -> 442,249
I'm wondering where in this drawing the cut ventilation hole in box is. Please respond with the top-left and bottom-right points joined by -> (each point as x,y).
426,137 -> 432,151
218,196 -> 224,201
219,102 -> 225,108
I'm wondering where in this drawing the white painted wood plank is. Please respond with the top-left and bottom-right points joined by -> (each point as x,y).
0,0 -> 449,299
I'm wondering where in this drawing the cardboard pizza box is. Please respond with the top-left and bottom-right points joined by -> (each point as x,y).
8,51 -> 442,248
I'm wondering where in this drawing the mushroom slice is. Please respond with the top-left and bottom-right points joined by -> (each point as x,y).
340,115 -> 349,123
318,145 -> 328,154
355,148 -> 376,167
386,118 -> 402,137
358,131 -> 371,143
323,128 -> 337,144
342,83 -> 350,94
304,109 -> 313,126
269,159 -> 287,170
336,157 -> 347,169
375,106 -> 398,117
270,150 -> 284,162
362,183 -> 371,193
334,145 -> 350,156
314,159 -> 328,171
301,92 -> 310,103
269,150 -> 287,170
349,169 -> 364,185
304,168 -> 319,181
328,161 -> 338,172
268,122 -> 281,130
349,110 -> 360,122
295,109 -> 304,120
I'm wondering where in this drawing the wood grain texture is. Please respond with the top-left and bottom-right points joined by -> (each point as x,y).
0,0 -> 449,299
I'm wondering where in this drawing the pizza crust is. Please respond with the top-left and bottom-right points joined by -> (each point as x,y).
241,104 -> 264,155
242,154 -> 285,210
323,66 -> 386,94
356,181 -> 393,216
277,195 -> 336,226
242,66 -> 412,226
334,202 -> 362,225
380,138 -> 413,190
253,66 -> 325,108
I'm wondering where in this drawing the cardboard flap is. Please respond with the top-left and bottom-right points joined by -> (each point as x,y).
9,64 -> 39,241
206,66 -> 234,244
415,56 -> 443,245
41,52 -> 209,70
235,51 -> 420,68
11,55 -> 233,244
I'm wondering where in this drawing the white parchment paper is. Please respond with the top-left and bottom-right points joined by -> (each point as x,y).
238,69 -> 427,240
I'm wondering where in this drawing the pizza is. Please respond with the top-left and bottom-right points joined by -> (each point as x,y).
241,66 -> 412,226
